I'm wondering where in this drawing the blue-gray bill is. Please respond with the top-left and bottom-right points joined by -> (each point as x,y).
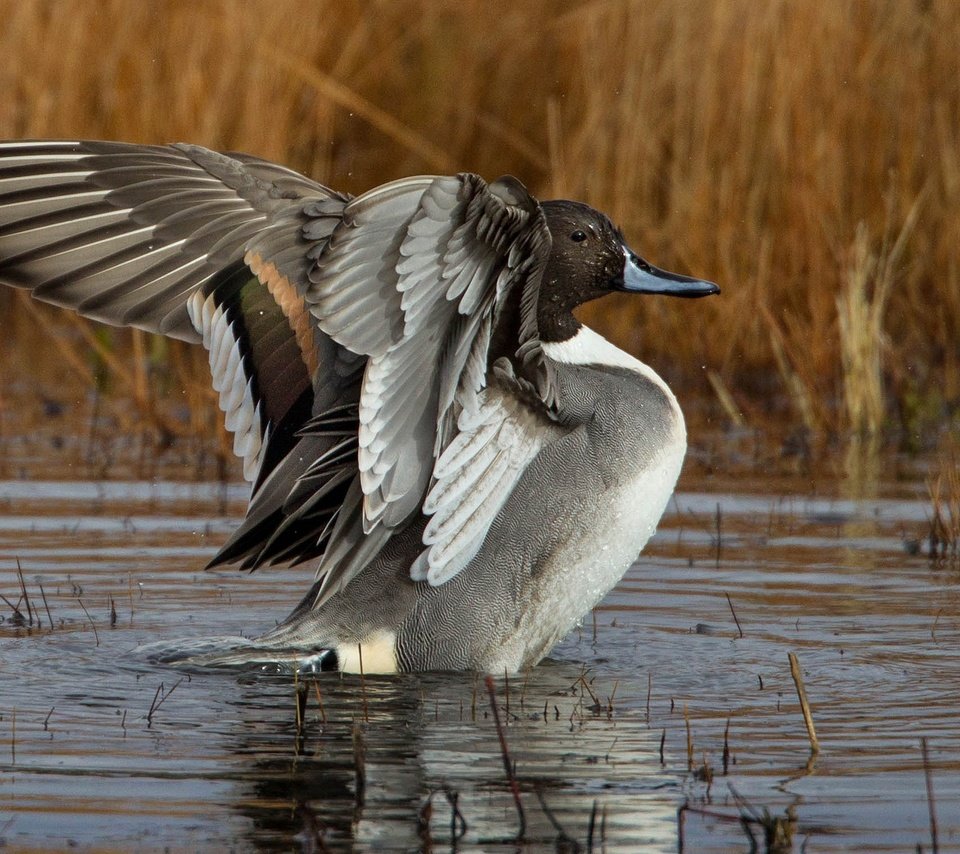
620,249 -> 720,297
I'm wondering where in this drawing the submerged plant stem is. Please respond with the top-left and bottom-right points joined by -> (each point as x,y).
788,652 -> 819,754
484,675 -> 525,840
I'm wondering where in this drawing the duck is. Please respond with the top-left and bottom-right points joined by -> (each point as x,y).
0,140 -> 718,673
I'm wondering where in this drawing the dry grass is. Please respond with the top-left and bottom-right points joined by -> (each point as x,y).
837,188 -> 924,437
0,0 -> 958,448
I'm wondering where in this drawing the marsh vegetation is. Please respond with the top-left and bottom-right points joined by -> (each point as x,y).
1,0 -> 958,451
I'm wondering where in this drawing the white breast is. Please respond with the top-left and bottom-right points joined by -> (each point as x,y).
491,324 -> 687,671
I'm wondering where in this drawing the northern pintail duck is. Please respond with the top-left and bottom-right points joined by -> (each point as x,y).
0,140 -> 717,673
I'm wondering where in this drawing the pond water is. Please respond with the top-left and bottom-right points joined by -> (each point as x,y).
1,434 -> 959,851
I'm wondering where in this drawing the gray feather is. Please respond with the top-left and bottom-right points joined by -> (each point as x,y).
0,140 -> 338,341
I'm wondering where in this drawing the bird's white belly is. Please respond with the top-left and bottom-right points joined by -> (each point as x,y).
491,431 -> 686,672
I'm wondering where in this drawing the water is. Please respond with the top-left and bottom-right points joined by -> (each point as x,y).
1,442 -> 959,851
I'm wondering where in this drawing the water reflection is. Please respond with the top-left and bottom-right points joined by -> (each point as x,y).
2,462 -> 960,851
842,434 -> 882,502
209,667 -> 680,851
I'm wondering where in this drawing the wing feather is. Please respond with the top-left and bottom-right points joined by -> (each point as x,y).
1,140 -> 564,600
0,140 -> 337,341
414,385 -> 563,585
300,171 -> 555,602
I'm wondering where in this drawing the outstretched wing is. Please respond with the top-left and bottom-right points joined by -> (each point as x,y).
0,141 -> 562,598
302,172 -> 557,600
0,140 -> 356,533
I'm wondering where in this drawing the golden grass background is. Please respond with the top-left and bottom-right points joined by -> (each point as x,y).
0,0 -> 958,446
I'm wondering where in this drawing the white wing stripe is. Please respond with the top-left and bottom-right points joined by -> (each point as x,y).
210,310 -> 234,388
189,290 -> 266,486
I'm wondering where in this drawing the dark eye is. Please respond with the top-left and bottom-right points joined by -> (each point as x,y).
570,230 -> 587,243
